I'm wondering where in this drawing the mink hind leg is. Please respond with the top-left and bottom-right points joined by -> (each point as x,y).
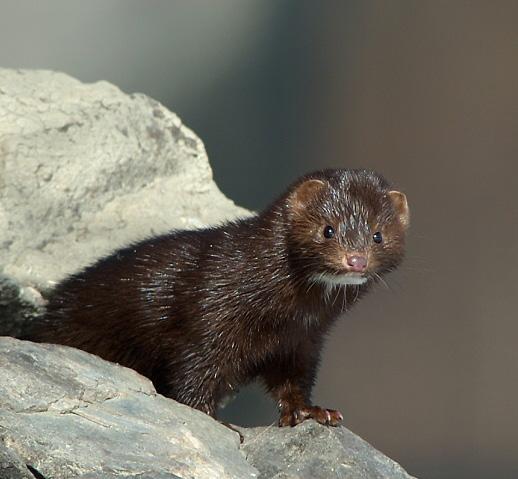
155,370 -> 244,442
260,350 -> 343,427
150,362 -> 219,418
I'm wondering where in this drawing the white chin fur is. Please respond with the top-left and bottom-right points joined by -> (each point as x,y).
311,273 -> 368,287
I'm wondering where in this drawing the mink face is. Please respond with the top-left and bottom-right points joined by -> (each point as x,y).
25,168 -> 409,429
281,169 -> 408,293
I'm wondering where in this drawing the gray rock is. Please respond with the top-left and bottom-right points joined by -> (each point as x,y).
0,275 -> 42,338
240,421 -> 416,479
0,442 -> 33,479
0,337 -> 416,479
0,68 -> 250,334
0,337 -> 257,479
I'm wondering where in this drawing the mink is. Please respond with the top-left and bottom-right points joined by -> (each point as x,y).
25,169 -> 409,427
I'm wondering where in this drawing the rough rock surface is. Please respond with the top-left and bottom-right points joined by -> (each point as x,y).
0,337 -> 256,479
240,422 -> 416,479
0,69 -> 250,334
0,441 -> 33,479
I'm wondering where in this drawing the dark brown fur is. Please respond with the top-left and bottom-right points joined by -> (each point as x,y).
25,169 -> 409,426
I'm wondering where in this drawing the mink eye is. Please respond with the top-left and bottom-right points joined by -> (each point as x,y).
323,225 -> 335,239
373,231 -> 383,244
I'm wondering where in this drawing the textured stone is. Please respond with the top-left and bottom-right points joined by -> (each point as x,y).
240,421 -> 416,479
0,442 -> 33,479
0,337 -> 416,479
0,337 -> 257,479
0,69 -> 250,334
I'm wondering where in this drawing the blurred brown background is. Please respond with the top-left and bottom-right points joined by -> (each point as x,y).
2,1 -> 517,477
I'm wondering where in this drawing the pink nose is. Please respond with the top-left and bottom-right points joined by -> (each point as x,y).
347,255 -> 368,272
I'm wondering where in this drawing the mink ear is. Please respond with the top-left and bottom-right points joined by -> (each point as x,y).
288,179 -> 326,212
388,191 -> 410,228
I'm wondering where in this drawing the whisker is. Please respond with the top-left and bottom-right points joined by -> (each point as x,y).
374,272 -> 390,291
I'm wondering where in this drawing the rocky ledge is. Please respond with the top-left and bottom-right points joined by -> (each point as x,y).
0,337 -> 415,479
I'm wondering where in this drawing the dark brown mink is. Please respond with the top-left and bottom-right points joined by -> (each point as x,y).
25,169 -> 409,427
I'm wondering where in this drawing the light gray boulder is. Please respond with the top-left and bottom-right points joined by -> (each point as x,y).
0,337 -> 417,479
0,337 -> 256,479
240,422 -> 416,479
0,69 -> 250,334
0,442 -> 33,479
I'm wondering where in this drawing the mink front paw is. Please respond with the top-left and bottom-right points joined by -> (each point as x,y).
278,405 -> 343,427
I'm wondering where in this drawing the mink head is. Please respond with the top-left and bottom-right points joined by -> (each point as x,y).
284,169 -> 409,287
